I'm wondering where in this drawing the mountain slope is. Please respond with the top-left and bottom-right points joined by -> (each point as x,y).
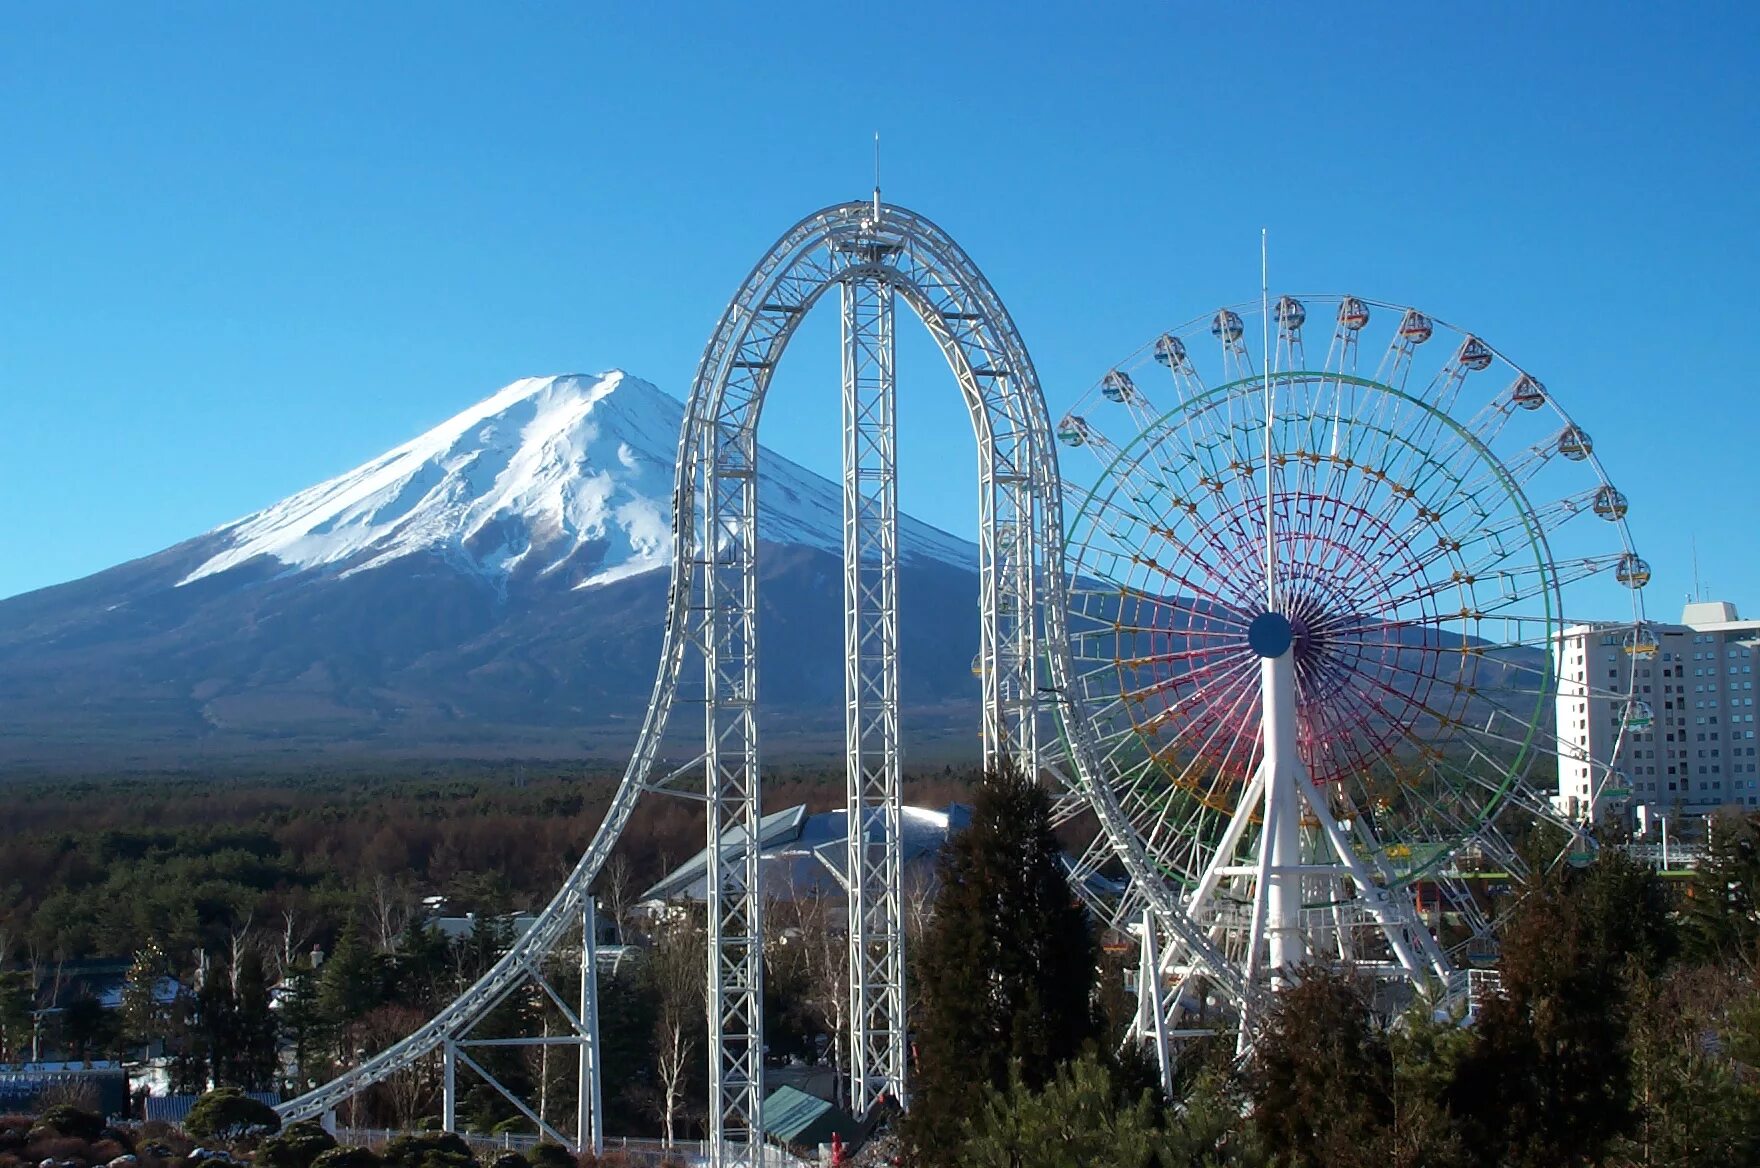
0,373 -> 984,767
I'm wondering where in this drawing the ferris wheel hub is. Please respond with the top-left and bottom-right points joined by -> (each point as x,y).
1247,611 -> 1294,658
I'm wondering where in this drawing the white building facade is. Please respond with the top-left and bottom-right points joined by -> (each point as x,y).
1555,601 -> 1760,824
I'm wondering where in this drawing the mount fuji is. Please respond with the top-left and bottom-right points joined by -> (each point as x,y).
0,373 -> 983,767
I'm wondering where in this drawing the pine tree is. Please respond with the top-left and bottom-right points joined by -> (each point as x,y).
232,948 -> 280,1091
906,766 -> 1100,1166
1683,810 -> 1760,968
960,1051 -> 1167,1168
281,962 -> 332,1093
199,957 -> 239,1086
1452,852 -> 1659,1168
120,940 -> 169,1055
319,917 -> 385,1065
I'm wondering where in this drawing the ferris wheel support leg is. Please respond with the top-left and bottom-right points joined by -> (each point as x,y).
1296,768 -> 1443,982
1135,907 -> 1175,1097
1262,650 -> 1308,977
1155,767 -> 1265,988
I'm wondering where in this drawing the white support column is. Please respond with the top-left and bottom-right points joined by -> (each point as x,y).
842,272 -> 907,1114
578,900 -> 603,1156
1137,908 -> 1174,1098
442,1044 -> 456,1133
1261,650 -> 1306,975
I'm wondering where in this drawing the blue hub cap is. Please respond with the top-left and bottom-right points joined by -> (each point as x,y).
1248,611 -> 1293,659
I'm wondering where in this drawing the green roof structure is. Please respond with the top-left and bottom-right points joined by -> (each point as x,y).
761,1084 -> 861,1151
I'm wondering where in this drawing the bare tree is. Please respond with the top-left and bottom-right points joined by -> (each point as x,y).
228,916 -> 255,994
278,908 -> 313,978
369,876 -> 413,953
646,913 -> 705,1145
359,1005 -> 436,1127
600,854 -> 635,944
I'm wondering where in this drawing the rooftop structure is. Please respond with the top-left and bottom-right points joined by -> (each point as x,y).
637,803 -> 969,907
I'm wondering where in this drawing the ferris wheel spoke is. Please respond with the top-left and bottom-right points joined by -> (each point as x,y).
1144,657 -> 1267,795
1080,481 -> 1266,614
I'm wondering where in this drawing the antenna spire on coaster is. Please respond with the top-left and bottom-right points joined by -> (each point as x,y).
873,130 -> 882,220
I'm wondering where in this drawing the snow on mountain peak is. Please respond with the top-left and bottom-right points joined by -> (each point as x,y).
180,371 -> 975,591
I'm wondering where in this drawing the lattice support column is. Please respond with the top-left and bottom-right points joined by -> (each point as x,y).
842,273 -> 907,1113
702,415 -> 765,1164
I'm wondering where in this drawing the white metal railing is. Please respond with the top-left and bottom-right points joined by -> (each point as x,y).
330,1129 -> 809,1166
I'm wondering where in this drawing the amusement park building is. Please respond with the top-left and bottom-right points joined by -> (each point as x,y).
1556,601 -> 1760,824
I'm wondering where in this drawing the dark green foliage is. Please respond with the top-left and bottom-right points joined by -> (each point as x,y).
183,1087 -> 282,1143
318,919 -> 386,1029
381,1131 -> 478,1168
255,1121 -> 338,1168
907,766 -> 1101,1166
227,948 -> 279,1091
1247,971 -> 1396,1168
57,994 -> 116,1060
1683,811 -> 1760,967
35,1104 -> 103,1141
959,1050 -> 1168,1168
311,1147 -> 385,1168
120,941 -> 170,1052
526,1144 -> 574,1168
487,1153 -> 530,1168
0,969 -> 31,1062
1614,966 -> 1760,1165
1451,851 -> 1666,1168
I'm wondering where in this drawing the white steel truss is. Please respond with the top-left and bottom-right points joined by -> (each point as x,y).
841,273 -> 906,1112
272,202 -> 1233,1168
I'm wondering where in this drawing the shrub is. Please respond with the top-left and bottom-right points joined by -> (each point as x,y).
89,1139 -> 128,1162
182,1090 -> 281,1145
37,1105 -> 104,1142
24,1134 -> 92,1166
379,1132 -> 476,1168
254,1122 -> 337,1168
525,1146 -> 572,1168
309,1148 -> 382,1168
487,1153 -> 529,1168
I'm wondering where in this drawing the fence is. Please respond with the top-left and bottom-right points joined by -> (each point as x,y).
332,1129 -> 808,1167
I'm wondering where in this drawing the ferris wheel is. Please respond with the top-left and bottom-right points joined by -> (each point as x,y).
1052,294 -> 1648,1031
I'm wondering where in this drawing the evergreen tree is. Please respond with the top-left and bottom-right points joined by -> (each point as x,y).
169,988 -> 212,1094
0,969 -> 35,1063
281,962 -> 333,1093
906,766 -> 1100,1166
1247,970 -> 1397,1168
199,957 -> 239,1087
120,940 -> 169,1055
230,947 -> 280,1090
320,917 -> 386,1064
1683,810 -> 1760,968
960,1051 -> 1166,1168
1452,852 -> 1657,1168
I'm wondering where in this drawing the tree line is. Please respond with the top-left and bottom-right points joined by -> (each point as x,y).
902,771 -> 1760,1167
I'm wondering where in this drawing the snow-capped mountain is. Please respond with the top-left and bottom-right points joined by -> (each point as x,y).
183,371 -> 971,591
0,373 -> 983,767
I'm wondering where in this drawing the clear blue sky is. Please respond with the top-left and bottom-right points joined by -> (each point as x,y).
6,3 -> 1757,621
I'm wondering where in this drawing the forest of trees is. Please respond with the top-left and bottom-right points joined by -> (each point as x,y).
4,766 -> 1759,1166
0,765 -> 976,1139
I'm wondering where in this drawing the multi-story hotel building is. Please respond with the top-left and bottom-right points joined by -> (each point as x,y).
1555,601 -> 1760,824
